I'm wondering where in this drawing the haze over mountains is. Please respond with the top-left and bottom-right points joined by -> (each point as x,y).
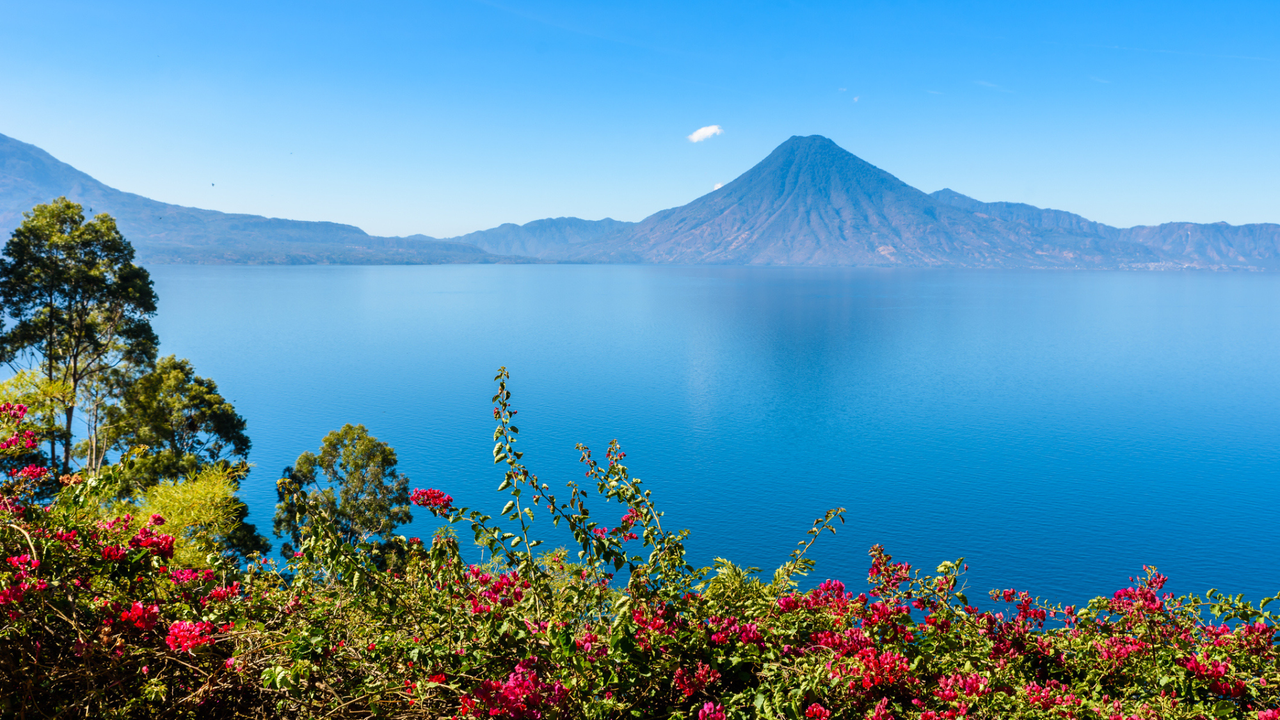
2,131 -> 1277,270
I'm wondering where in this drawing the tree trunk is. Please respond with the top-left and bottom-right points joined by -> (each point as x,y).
62,404 -> 75,475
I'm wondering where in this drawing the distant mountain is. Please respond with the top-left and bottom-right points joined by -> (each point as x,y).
454,217 -> 633,258
928,188 -> 1120,239
564,136 -> 1176,269
0,133 -> 524,265
930,188 -> 1280,270
3,130 -> 1278,269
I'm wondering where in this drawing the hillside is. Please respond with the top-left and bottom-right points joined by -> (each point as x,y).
0,133 -> 524,265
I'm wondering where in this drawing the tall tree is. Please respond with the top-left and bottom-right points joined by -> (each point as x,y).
273,424 -> 412,558
99,355 -> 251,491
0,197 -> 158,475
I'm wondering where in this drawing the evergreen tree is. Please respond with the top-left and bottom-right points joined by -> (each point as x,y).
0,197 -> 158,476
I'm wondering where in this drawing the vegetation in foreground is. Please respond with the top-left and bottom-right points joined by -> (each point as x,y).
1,199 -> 1278,719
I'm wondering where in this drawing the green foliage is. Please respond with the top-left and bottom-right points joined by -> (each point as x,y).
273,423 -> 411,557
131,465 -> 252,568
4,371 -> 1279,719
99,354 -> 252,493
0,196 -> 158,474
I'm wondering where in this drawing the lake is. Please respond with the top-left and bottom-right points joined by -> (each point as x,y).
149,264 -> 1280,607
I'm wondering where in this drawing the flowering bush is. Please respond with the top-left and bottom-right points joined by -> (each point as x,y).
2,371 -> 1278,718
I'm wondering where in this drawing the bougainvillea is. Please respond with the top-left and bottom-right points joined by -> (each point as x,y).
1,369 -> 1277,718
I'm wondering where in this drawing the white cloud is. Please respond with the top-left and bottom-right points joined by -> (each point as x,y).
687,125 -> 724,143
713,182 -> 724,190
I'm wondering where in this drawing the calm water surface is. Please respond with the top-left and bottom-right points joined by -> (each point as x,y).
149,265 -> 1280,606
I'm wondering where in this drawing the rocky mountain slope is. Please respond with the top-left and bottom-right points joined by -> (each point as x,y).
564,136 -> 1274,269
0,133 -> 522,265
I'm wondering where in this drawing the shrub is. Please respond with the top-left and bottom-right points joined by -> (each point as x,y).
2,371 -> 1277,718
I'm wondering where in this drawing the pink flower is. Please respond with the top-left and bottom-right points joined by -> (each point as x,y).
698,702 -> 726,720
205,582 -> 242,603
148,513 -> 166,526
674,662 -> 721,697
128,526 -> 176,560
867,697 -> 894,720
805,704 -> 832,719
170,568 -> 213,585
409,488 -> 454,514
10,465 -> 49,482
6,554 -> 37,570
101,545 -> 127,561
119,601 -> 159,630
166,620 -> 216,652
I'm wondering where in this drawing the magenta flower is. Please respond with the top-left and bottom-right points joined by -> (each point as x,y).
409,488 -> 454,514
166,620 -> 216,653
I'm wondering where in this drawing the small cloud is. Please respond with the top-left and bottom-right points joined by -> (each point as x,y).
713,182 -> 724,190
926,89 -> 943,95
974,80 -> 1013,93
687,125 -> 724,143
839,88 -> 847,92
853,96 -> 859,102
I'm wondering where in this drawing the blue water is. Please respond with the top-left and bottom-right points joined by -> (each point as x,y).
149,264 -> 1280,607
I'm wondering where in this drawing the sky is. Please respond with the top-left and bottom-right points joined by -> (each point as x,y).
1,0 -> 1277,238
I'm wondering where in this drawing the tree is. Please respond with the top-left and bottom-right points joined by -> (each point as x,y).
0,198 -> 158,475
98,355 -> 251,492
93,355 -> 269,560
273,424 -> 411,558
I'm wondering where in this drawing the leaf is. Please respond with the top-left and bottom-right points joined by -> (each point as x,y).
501,501 -> 516,516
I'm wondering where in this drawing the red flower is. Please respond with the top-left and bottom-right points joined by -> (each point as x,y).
166,620 -> 216,653
119,601 -> 159,630
101,545 -> 127,561
409,488 -> 454,514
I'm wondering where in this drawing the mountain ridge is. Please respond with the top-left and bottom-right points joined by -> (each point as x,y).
0,133 -> 527,265
3,131 -> 1277,269
563,136 -> 1164,268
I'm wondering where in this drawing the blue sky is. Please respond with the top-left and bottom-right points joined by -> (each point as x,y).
2,0 -> 1277,237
